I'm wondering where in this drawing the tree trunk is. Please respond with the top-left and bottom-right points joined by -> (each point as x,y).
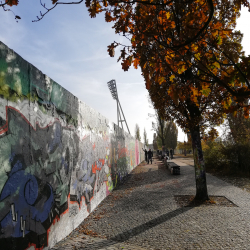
190,126 -> 209,201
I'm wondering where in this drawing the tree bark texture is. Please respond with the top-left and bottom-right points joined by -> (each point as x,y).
191,126 -> 209,201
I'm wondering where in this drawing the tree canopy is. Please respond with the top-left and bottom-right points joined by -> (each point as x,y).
143,128 -> 149,146
135,123 -> 141,141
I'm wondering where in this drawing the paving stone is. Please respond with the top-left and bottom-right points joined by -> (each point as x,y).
50,156 -> 250,250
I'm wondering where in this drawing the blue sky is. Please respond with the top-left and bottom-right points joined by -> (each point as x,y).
0,3 -> 249,143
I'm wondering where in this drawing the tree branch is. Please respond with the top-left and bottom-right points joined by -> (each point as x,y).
32,0 -> 84,22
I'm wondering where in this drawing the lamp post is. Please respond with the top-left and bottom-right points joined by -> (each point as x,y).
107,79 -> 130,135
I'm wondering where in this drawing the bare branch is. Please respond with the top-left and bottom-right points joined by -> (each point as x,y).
32,0 -> 84,22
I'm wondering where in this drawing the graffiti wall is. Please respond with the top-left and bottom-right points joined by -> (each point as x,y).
0,41 -> 144,250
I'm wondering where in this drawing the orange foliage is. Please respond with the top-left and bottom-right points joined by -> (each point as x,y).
5,0 -> 18,6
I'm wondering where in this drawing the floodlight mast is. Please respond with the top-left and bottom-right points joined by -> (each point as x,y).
107,79 -> 130,135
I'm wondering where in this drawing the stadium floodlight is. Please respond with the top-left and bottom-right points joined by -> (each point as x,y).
107,79 -> 130,135
107,79 -> 118,100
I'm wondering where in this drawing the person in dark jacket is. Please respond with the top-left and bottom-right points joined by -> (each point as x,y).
147,149 -> 153,164
170,149 -> 173,159
142,148 -> 148,161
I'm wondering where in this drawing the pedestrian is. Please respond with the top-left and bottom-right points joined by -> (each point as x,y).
142,148 -> 148,162
148,149 -> 153,164
166,149 -> 169,157
170,149 -> 173,159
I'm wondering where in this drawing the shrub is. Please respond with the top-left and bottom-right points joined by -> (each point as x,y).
203,140 -> 250,176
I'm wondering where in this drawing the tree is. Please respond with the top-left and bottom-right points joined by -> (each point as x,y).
153,133 -> 158,150
143,128 -> 149,147
148,74 -> 230,200
153,118 -> 178,151
177,141 -> 192,154
102,0 -> 250,100
135,123 -> 141,141
134,0 -> 250,200
164,121 -> 178,151
227,111 -> 250,144
152,110 -> 166,149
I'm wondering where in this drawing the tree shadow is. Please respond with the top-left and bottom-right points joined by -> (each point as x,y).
81,206 -> 193,249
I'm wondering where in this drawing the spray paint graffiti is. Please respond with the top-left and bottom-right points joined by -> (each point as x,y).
0,41 -> 144,249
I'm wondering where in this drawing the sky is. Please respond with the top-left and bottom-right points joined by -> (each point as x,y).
0,3 -> 249,144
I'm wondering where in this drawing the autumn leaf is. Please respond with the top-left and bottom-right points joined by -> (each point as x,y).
169,74 -> 175,82
103,0 -> 108,7
6,0 -> 18,6
200,84 -> 211,97
52,0 -> 58,4
133,57 -> 140,69
178,65 -> 186,74
121,58 -> 130,71
107,43 -> 116,57
105,12 -> 114,22
213,62 -> 221,69
158,76 -> 165,85
244,107 -> 249,119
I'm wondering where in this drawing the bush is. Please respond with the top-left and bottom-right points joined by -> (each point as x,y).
203,140 -> 250,176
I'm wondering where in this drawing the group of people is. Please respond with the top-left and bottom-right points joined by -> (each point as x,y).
142,148 -> 153,164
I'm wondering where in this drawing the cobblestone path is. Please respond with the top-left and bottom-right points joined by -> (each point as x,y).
51,156 -> 250,250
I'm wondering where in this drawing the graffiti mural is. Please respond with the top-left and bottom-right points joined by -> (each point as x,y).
0,41 -> 144,249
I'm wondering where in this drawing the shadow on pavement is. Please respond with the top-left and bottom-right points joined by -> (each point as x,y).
82,206 -> 193,249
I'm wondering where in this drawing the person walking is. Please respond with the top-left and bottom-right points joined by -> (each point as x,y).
148,149 -> 153,164
170,149 -> 173,159
142,148 -> 148,162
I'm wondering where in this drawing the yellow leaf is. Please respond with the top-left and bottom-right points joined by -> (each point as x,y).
169,74 -> 175,82
194,53 -> 200,60
191,44 -> 198,52
158,76 -> 165,85
200,84 -> 211,97
213,62 -> 220,69
178,65 -> 186,74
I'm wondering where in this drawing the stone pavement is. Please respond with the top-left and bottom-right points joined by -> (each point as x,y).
51,156 -> 250,250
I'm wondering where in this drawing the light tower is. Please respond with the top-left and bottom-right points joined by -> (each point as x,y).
107,79 -> 130,135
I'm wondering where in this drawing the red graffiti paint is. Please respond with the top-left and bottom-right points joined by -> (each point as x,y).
99,158 -> 105,165
92,161 -> 102,174
25,243 -> 44,250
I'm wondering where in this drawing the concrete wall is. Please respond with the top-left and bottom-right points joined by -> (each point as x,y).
0,41 -> 144,250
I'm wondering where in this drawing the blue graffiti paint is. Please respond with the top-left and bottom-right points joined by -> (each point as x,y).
0,162 -> 54,237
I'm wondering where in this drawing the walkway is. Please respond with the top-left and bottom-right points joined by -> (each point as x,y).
51,156 -> 250,250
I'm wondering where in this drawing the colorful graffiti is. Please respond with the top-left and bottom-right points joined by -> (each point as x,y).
0,41 -> 144,249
